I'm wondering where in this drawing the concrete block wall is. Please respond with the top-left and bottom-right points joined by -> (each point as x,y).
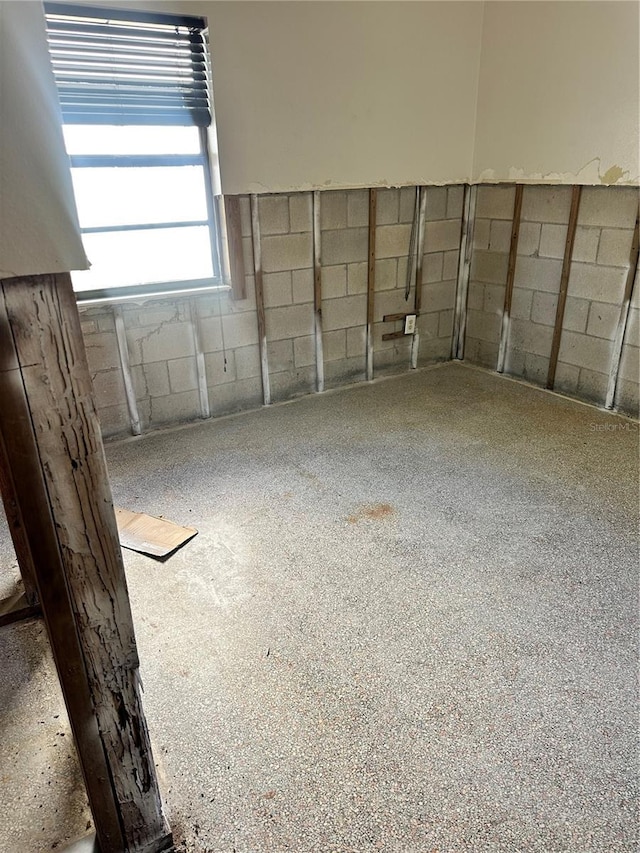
465,185 -> 639,415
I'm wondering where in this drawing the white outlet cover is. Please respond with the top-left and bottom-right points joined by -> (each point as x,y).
404,314 -> 416,334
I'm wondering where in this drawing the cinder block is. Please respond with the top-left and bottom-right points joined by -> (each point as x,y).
322,265 -> 347,299
557,330 -> 613,372
96,403 -> 130,438
168,356 -> 198,393
140,322 -> 194,364
209,376 -> 263,416
347,325 -> 366,357
320,191 -> 347,230
447,185 -> 464,220
150,389 -> 199,425
417,336 -> 451,364
489,220 -> 512,253
85,331 -> 121,372
514,255 -> 562,293
347,262 -> 368,295
263,271 -> 292,308
423,252 -> 443,283
323,329 -> 346,362
484,283 -> 505,314
422,280 -> 456,312
470,339 -> 499,368
292,268 -> 314,304
573,227 -> 601,263
466,308 -> 501,343
473,218 -> 490,250
531,291 -> 558,327
471,250 -> 509,285
321,228 -> 368,265
376,224 -> 412,259
270,365 -> 315,402
521,186 -> 572,223
373,289 -> 407,319
509,318 -> 554,358
586,301 -> 620,340
425,219 -> 461,252
204,349 -> 236,385
91,369 -> 125,409
376,189 -> 399,224
234,344 -> 261,379
289,193 -> 312,233
467,281 -> 484,311
539,223 -> 568,259
347,190 -> 369,228
517,222 -> 541,257
399,187 -> 417,223
217,310 -> 259,349
579,187 -> 638,228
611,377 -> 639,417
522,352 -> 549,386
261,232 -> 312,273
553,361 -> 580,395
266,303 -> 313,341
81,318 -> 98,335
576,367 -> 608,405
266,338 -> 294,373
625,307 -> 639,347
619,343 -> 639,383
476,185 -> 516,220
597,228 -> 635,267
510,287 -> 533,320
438,309 -> 454,338
443,250 -> 459,280
322,295 -> 366,331
563,297 -> 590,333
258,195 -> 290,235
426,187 -> 447,221
294,335 -> 315,368
374,258 -> 397,291
567,263 -> 627,304
142,360 -> 170,397
417,311 -> 439,339
324,357 -> 366,388
97,312 -> 116,332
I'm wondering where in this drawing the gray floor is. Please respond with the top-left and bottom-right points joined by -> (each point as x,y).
1,363 -> 638,852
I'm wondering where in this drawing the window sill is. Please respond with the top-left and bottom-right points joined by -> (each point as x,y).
75,279 -> 231,308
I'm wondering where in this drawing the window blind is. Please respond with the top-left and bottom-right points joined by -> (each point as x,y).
44,3 -> 211,127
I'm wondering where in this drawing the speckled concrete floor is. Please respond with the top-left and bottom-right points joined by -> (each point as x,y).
1,363 -> 638,852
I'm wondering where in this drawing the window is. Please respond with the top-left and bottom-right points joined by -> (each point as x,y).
45,3 -> 226,302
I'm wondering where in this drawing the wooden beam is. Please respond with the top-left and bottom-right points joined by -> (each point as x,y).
452,184 -> 477,360
547,185 -> 582,390
496,184 -> 524,374
223,194 -> 246,300
605,206 -> 640,409
411,186 -> 427,369
366,189 -> 377,381
113,304 -> 142,436
383,312 -> 420,323
0,590 -> 40,628
313,191 -> 325,393
250,194 -> 271,406
188,298 -> 210,419
382,330 -> 407,342
0,273 -> 172,853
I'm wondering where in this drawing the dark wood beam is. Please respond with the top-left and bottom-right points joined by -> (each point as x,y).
0,272 -> 172,853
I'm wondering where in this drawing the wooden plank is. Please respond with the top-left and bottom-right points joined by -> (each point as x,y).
605,206 -> 640,409
383,312 -> 419,323
382,330 -> 407,342
188,298 -> 210,419
496,183 -> 524,373
0,273 -> 172,853
116,507 -> 197,558
366,188 -> 377,381
547,185 -> 582,390
410,186 -> 428,369
250,194 -> 271,405
313,191 -> 325,393
0,590 -> 40,628
224,194 -> 246,300
113,304 -> 142,435
452,184 -> 477,359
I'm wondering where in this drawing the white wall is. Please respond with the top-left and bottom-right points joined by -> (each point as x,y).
0,1 -> 87,278
473,1 -> 640,185
207,1 -> 484,194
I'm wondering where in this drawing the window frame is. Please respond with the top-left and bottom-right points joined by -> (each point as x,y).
45,3 -> 232,304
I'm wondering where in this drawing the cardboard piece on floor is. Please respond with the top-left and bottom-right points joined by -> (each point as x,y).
115,507 -> 197,558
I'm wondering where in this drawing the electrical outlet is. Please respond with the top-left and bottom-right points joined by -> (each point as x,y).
404,314 -> 417,334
